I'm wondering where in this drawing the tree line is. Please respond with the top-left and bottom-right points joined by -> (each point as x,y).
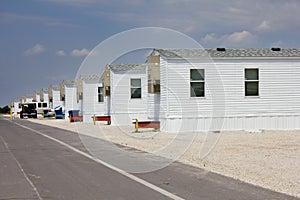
0,105 -> 10,114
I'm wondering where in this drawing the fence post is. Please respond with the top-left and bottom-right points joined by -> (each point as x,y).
135,118 -> 139,133
10,107 -> 12,121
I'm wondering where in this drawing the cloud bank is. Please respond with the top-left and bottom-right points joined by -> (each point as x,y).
70,48 -> 90,56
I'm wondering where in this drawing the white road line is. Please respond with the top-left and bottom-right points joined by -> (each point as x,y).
0,135 -> 43,200
11,120 -> 185,200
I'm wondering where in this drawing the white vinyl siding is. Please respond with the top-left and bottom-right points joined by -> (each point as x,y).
64,86 -> 78,119
52,89 -> 62,109
157,57 -> 300,132
82,81 -> 109,123
110,66 -> 147,125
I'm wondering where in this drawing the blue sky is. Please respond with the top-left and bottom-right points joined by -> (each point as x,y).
1,0 -> 300,106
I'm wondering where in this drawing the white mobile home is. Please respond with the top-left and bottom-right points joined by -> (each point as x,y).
11,100 -> 21,114
33,90 -> 41,102
79,74 -> 110,123
61,80 -> 79,119
40,88 -> 49,107
20,96 -> 25,104
77,77 -> 83,113
25,94 -> 33,103
49,85 -> 62,109
148,48 -> 300,132
109,64 -> 147,125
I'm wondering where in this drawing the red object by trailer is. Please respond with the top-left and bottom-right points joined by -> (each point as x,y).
132,121 -> 160,129
92,116 -> 111,125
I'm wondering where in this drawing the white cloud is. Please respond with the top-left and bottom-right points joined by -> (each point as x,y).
28,0 -> 300,48
24,44 -> 45,56
222,31 -> 256,46
70,48 -> 90,56
201,31 -> 257,48
56,50 -> 66,56
202,33 -> 219,43
256,20 -> 271,32
85,1 -> 300,41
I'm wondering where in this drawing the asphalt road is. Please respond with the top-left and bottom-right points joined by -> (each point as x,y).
0,117 -> 298,200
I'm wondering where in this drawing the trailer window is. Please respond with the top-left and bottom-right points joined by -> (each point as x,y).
131,79 -> 142,99
190,69 -> 205,97
98,87 -> 104,102
245,68 -> 259,96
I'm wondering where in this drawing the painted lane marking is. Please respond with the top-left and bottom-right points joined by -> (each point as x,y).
0,135 -> 43,200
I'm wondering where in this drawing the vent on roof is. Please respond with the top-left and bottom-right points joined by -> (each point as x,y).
216,48 -> 226,51
271,47 -> 281,51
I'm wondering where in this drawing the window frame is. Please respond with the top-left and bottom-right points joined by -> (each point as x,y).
190,69 -> 205,97
98,86 -> 104,103
130,78 -> 142,99
244,68 -> 259,97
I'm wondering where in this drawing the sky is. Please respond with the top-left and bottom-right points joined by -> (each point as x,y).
0,0 -> 300,107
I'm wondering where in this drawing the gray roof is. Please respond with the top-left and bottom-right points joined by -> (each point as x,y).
62,80 -> 76,87
109,64 -> 146,72
49,84 -> 60,90
153,48 -> 300,59
78,74 -> 101,81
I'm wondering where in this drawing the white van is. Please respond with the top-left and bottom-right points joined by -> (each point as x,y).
35,102 -> 49,114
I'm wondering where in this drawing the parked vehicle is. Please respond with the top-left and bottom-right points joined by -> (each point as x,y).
43,105 -> 64,118
20,103 -> 37,119
36,102 -> 49,114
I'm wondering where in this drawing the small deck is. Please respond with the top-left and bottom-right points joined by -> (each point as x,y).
132,120 -> 160,129
92,115 -> 111,125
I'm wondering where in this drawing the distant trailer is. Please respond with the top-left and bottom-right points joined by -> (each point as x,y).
79,74 -> 110,123
61,80 -> 79,120
49,84 -> 63,109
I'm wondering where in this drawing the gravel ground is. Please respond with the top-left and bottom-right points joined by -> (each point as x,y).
26,117 -> 300,198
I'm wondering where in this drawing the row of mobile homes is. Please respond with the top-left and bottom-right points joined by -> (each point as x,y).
13,48 -> 300,133
147,48 -> 300,132
74,65 -> 147,125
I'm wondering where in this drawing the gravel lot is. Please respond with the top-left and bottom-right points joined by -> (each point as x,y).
27,117 -> 300,198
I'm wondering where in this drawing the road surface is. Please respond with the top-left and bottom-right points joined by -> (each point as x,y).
0,117 -> 297,200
